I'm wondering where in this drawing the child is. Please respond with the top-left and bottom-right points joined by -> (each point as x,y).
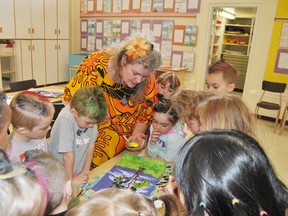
0,91 -> 12,151
65,187 -> 187,216
23,149 -> 72,216
156,71 -> 181,98
148,98 -> 186,162
0,148 -> 45,216
206,59 -> 238,96
196,94 -> 257,139
50,86 -> 107,183
8,91 -> 55,162
173,130 -> 288,216
171,90 -> 213,134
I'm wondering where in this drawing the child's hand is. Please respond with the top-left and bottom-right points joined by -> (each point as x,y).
72,172 -> 89,184
165,175 -> 179,196
150,129 -> 161,144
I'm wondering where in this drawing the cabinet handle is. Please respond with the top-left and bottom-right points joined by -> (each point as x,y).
58,45 -> 61,50
55,29 -> 57,34
28,28 -> 31,34
58,29 -> 60,35
55,45 -> 57,50
32,45 -> 35,50
32,28 -> 34,34
28,45 -> 31,51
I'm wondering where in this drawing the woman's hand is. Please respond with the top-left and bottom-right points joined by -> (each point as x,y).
127,133 -> 147,150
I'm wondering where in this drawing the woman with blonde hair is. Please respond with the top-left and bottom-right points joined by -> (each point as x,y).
64,32 -> 162,167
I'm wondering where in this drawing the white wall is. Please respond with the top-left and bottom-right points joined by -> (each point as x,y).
69,0 -> 280,116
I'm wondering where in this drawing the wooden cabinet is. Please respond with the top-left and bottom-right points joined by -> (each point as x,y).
14,40 -> 46,85
0,0 -> 15,39
14,0 -> 44,39
45,0 -> 69,39
45,40 -> 69,84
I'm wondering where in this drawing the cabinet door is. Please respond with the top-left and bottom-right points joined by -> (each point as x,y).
15,0 -> 31,39
0,0 -> 15,39
58,0 -> 69,39
45,0 -> 58,39
30,0 -> 44,39
58,40 -> 69,82
32,40 -> 46,85
45,40 -> 58,83
15,0 -> 44,39
21,40 -> 33,80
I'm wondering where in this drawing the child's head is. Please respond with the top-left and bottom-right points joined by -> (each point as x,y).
0,91 -> 12,150
206,59 -> 238,96
23,149 -> 71,215
171,90 -> 213,134
196,95 -> 257,139
70,86 -> 107,129
153,98 -> 179,135
156,72 -> 181,98
0,148 -> 45,215
174,130 -> 288,216
9,91 -> 55,140
65,187 -> 186,216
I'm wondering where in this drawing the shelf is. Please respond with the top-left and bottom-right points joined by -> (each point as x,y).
221,52 -> 249,57
1,70 -> 15,75
223,43 -> 249,46
225,24 -> 251,28
224,33 -> 250,37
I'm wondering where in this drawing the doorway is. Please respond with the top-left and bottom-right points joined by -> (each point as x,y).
207,7 -> 257,93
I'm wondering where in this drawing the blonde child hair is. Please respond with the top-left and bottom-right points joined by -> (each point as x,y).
196,95 -> 257,139
171,90 -> 213,125
9,91 -> 55,130
0,148 -> 45,216
65,187 -> 187,216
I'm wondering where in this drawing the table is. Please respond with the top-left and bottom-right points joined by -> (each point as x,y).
6,85 -> 65,104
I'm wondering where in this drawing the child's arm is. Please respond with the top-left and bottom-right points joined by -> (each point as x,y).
81,142 -> 95,174
148,127 -> 160,158
63,152 -> 74,180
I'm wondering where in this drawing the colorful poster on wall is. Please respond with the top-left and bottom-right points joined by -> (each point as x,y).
184,25 -> 197,46
92,154 -> 167,196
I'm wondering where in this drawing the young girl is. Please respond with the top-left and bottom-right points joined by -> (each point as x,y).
0,91 -> 12,151
50,86 -> 107,183
156,71 -> 181,98
148,98 -> 186,162
173,130 -> 288,216
196,94 -> 257,139
171,90 -> 213,134
8,91 -> 55,162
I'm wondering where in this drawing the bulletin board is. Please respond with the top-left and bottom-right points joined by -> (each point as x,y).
79,0 -> 200,71
264,0 -> 288,83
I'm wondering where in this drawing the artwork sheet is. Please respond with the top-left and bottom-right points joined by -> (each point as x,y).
92,154 -> 167,196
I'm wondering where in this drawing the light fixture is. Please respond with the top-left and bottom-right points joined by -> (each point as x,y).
219,9 -> 235,20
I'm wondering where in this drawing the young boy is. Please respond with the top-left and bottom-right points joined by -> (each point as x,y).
23,149 -> 72,216
0,91 -> 12,151
8,91 -> 55,162
50,86 -> 107,183
206,59 -> 238,96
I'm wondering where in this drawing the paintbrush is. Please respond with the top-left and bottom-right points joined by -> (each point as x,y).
108,116 -> 131,145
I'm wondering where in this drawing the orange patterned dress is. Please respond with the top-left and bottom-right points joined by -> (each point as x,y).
63,50 -> 158,167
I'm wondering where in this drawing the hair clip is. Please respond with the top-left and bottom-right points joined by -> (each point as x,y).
232,198 -> 239,206
260,210 -> 267,216
199,201 -> 206,208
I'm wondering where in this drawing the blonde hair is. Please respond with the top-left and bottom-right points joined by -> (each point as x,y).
66,188 -> 157,216
9,91 -> 55,130
156,72 -> 181,93
0,91 -> 9,131
108,33 -> 162,103
171,90 -> 213,125
196,95 -> 257,139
